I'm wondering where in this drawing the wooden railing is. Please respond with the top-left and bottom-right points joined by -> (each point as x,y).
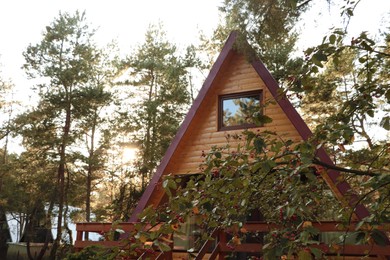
74,222 -> 173,259
194,221 -> 390,259
75,221 -> 390,259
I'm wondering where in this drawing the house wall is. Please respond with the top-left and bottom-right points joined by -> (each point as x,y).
164,53 -> 302,176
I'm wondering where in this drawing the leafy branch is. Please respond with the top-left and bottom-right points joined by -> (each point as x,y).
312,157 -> 381,177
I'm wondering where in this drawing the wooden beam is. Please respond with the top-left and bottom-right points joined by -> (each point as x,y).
208,242 -> 220,260
239,221 -> 390,232
220,243 -> 263,253
74,240 -> 126,249
76,222 -> 137,233
311,244 -> 390,256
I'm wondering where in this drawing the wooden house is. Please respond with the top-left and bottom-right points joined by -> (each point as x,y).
129,31 -> 369,222
75,31 -> 390,259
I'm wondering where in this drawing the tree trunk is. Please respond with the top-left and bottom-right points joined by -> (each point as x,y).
143,74 -> 154,189
35,195 -> 55,260
0,207 -> 10,260
50,147 -> 66,259
85,111 -> 97,240
50,92 -> 71,260
0,109 -> 12,258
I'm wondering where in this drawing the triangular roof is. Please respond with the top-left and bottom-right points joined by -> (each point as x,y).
130,31 -> 370,222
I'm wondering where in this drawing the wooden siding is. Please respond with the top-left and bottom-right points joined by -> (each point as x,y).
164,53 -> 301,176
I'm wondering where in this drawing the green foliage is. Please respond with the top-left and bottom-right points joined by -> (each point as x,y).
115,24 -> 192,188
12,10 -> 119,258
209,0 -> 308,83
300,30 -> 389,139
81,129 -> 344,258
65,245 -> 115,260
289,0 -> 390,250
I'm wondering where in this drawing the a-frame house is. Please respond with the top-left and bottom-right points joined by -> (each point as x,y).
129,31 -> 369,222
75,31 -> 390,259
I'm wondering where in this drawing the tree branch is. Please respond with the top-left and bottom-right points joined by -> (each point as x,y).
297,0 -> 313,10
344,45 -> 390,58
312,158 -> 380,177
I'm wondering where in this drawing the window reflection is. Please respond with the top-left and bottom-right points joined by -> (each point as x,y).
221,92 -> 261,129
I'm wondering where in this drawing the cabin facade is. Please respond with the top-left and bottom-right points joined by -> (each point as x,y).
75,32 -> 390,259
128,31 -> 365,222
129,34 -> 304,220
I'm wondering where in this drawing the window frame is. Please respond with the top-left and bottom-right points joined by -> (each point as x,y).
218,90 -> 263,131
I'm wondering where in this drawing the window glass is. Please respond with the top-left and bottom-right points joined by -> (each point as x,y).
219,91 -> 262,130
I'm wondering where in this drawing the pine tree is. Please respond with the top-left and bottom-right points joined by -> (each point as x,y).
21,11 -> 116,258
119,24 -> 190,189
205,0 -> 311,83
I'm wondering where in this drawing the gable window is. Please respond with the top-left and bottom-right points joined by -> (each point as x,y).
218,90 -> 263,131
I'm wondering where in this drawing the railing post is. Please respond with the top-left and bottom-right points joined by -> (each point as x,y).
164,238 -> 173,260
76,223 -> 83,241
218,229 -> 226,260
75,223 -> 83,252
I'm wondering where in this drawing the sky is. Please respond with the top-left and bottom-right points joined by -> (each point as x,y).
0,0 -> 388,154
297,0 -> 390,48
1,1 -> 389,86
0,0 -> 389,118
0,0 -> 222,98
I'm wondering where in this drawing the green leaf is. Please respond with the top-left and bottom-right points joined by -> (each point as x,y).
288,0 -> 297,9
385,89 -> 390,102
162,179 -> 169,189
261,160 -> 276,173
253,113 -> 273,125
313,52 -> 328,62
355,231 -> 366,244
169,179 -> 177,189
298,142 -> 313,154
286,207 -> 295,218
203,201 -> 212,212
358,56 -> 367,63
252,162 -> 262,173
304,226 -> 319,236
367,109 -> 374,118
309,247 -> 323,258
355,220 -> 365,231
360,41 -> 373,51
310,65 -> 319,74
380,116 -> 390,130
150,232 -> 157,240
370,229 -> 388,246
158,241 -> 172,252
245,130 -> 256,146
298,250 -> 312,260
305,47 -> 314,56
163,178 -> 177,193
254,137 -> 266,153
329,34 -> 336,44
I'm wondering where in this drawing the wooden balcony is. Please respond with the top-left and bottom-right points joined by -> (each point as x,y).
75,222 -> 135,250
74,222 -> 174,259
75,221 -> 390,259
